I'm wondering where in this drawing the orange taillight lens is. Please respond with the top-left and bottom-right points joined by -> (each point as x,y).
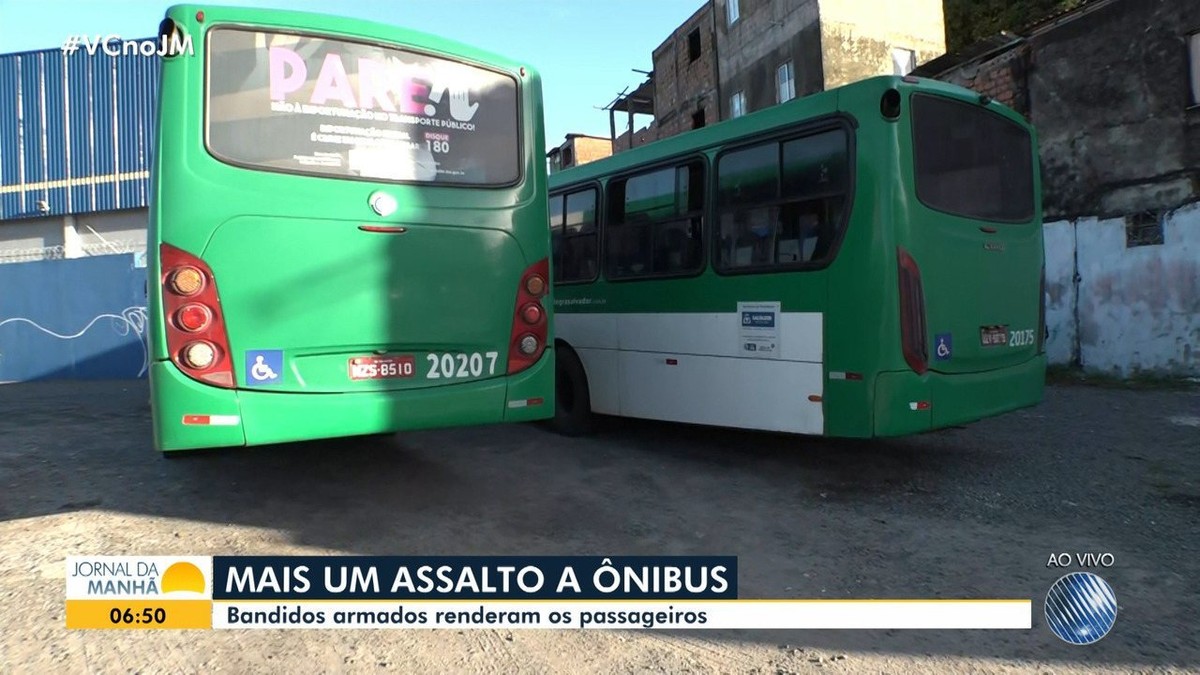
525,274 -> 547,298
169,266 -> 204,296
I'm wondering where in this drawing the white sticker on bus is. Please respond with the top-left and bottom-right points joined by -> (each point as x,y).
426,351 -> 499,379
737,301 -> 782,358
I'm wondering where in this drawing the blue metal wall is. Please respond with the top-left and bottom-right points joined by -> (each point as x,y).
0,40 -> 159,220
0,253 -> 148,381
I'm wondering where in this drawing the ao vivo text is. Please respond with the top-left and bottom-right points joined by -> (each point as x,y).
1045,552 -> 1115,568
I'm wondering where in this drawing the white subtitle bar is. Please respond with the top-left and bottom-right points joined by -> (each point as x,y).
214,600 -> 1032,630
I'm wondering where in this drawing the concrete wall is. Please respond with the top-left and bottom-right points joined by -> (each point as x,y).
817,0 -> 945,88
0,208 -> 146,262
714,0 -> 823,117
1043,201 -> 1200,377
0,253 -> 148,382
1028,0 -> 1199,220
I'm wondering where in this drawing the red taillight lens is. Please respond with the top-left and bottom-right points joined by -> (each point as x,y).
160,243 -> 235,388
897,246 -> 928,375
520,303 -> 543,325
509,258 -> 550,374
174,303 -> 211,332
1037,264 -> 1047,354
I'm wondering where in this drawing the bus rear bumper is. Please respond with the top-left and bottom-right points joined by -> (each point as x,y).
873,354 -> 1046,437
150,354 -> 553,452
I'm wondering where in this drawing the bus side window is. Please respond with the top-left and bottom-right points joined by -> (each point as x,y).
557,188 -> 598,283
606,161 -> 705,279
549,194 -> 565,282
716,128 -> 849,272
782,130 -> 849,264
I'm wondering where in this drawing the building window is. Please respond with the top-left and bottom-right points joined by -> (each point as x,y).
692,108 -> 707,129
549,188 -> 599,283
892,47 -> 916,76
777,62 -> 795,103
561,147 -> 574,168
605,162 -> 706,279
1189,31 -> 1200,107
731,91 -> 747,118
1126,211 -> 1165,247
727,0 -> 740,26
688,29 -> 701,62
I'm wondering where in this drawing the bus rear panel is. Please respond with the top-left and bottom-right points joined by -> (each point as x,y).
870,82 -> 1045,437
149,6 -> 552,452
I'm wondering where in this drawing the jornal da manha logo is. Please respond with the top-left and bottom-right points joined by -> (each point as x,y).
68,556 -> 210,598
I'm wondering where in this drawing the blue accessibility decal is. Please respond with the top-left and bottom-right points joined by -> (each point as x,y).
245,349 -> 283,386
934,333 -> 953,361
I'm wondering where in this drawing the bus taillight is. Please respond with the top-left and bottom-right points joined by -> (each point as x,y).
174,303 -> 211,332
1037,264 -> 1047,354
160,243 -> 235,388
508,258 -> 549,374
897,246 -> 929,375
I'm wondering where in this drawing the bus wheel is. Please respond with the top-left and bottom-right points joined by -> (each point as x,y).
553,346 -> 594,437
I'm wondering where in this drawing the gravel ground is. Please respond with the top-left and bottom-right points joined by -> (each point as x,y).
1,380 -> 1197,673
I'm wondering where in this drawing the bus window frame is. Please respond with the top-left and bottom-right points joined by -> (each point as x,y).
710,114 -> 857,277
201,24 -> 526,190
601,154 -> 711,284
908,92 -> 1036,225
549,180 -> 602,285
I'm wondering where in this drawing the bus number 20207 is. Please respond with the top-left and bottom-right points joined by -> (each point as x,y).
426,352 -> 499,379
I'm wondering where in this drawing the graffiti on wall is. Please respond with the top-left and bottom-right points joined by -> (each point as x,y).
0,254 -> 148,382
0,306 -> 149,378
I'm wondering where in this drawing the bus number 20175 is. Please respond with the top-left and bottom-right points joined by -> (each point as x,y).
1009,329 -> 1036,347
426,352 -> 499,379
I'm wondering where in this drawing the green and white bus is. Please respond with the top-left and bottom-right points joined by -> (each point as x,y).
148,5 -> 552,453
549,75 -> 1045,438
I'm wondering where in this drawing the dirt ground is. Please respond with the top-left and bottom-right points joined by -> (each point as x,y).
1,380 -> 1197,674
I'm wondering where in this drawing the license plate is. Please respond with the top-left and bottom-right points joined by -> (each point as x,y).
979,325 -> 1009,347
348,355 -> 416,380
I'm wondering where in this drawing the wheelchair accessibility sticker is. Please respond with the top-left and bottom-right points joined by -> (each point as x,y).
935,333 -> 953,361
246,350 -> 283,385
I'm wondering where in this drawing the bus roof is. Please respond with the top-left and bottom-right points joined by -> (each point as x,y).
550,75 -> 1031,190
166,3 -> 536,77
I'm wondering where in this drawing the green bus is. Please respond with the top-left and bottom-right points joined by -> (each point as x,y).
549,75 -> 1045,438
148,5 -> 552,453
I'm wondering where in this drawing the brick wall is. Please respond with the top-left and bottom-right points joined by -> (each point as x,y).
939,44 -> 1031,117
651,3 -> 719,141
614,121 -> 659,153
571,137 -> 613,165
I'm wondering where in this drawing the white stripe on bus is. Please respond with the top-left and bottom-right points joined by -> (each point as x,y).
557,311 -> 824,435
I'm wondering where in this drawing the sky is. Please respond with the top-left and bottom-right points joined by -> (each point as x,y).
0,0 -> 703,149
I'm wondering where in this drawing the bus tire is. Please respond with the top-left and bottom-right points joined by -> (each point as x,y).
553,346 -> 594,437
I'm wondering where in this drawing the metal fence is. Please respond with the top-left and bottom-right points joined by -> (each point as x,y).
0,240 -> 145,264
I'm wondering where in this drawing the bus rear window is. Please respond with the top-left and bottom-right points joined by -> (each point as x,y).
912,94 -> 1034,223
206,28 -> 520,186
